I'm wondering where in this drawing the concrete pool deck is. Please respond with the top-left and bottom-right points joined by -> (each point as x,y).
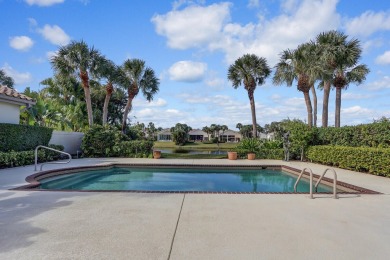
1,158 -> 390,259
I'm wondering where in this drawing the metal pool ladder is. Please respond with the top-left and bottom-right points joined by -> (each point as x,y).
34,145 -> 72,172
294,167 -> 338,199
294,168 -> 314,199
315,168 -> 338,199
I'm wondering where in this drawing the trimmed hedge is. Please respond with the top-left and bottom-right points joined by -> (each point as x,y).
0,144 -> 65,169
315,120 -> 390,148
0,123 -> 53,152
307,145 -> 390,177
237,148 -> 284,160
118,140 -> 154,158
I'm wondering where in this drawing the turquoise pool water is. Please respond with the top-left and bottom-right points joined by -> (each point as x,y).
39,167 -> 333,193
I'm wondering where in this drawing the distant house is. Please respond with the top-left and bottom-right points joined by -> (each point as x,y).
188,129 -> 207,141
0,85 -> 35,124
219,129 -> 241,142
157,128 -> 172,141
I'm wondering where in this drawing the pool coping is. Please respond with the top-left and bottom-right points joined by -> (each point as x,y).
11,163 -> 381,194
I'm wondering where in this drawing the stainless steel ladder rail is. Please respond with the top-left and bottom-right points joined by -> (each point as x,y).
315,168 -> 338,199
294,168 -> 314,199
34,145 -> 72,171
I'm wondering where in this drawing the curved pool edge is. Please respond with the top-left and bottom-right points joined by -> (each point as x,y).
11,163 -> 381,194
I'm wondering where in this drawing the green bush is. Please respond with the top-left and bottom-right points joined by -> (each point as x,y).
0,123 -> 53,152
307,145 -> 390,177
0,144 -> 64,169
81,125 -> 153,158
117,140 -> 153,157
315,119 -> 390,148
255,149 -> 284,159
236,138 -> 261,154
81,125 -> 129,157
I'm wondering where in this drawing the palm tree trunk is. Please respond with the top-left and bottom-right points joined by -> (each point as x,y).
247,89 -> 257,138
121,84 -> 139,133
303,91 -> 313,127
335,87 -> 341,127
311,84 -> 317,127
80,70 -> 93,126
322,81 -> 331,127
103,82 -> 113,125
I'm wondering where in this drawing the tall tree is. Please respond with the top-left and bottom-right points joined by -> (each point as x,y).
273,43 -> 320,127
51,40 -> 103,127
96,58 -> 121,125
0,69 -> 14,88
120,59 -> 159,133
332,40 -> 369,127
228,54 -> 271,137
316,30 -> 348,127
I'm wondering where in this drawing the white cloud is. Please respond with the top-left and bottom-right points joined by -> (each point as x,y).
152,0 -> 340,65
1,63 -> 32,85
342,92 -> 372,100
134,97 -> 167,107
25,0 -> 64,6
9,36 -> 34,51
152,2 -> 231,49
376,51 -> 390,65
168,61 -> 207,82
363,76 -> 390,90
344,10 -> 390,37
247,0 -> 259,8
38,24 -> 70,45
46,51 -> 58,60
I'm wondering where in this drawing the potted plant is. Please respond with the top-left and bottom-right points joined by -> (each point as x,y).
236,138 -> 261,160
227,151 -> 237,160
153,150 -> 161,159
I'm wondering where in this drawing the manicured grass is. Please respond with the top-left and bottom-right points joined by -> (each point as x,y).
160,153 -> 227,159
153,141 -> 237,150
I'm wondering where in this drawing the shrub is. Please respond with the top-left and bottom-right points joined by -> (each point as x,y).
307,145 -> 390,177
0,123 -> 53,152
0,144 -> 64,169
315,118 -> 390,148
116,140 -> 153,157
255,149 -> 284,160
81,125 -> 129,157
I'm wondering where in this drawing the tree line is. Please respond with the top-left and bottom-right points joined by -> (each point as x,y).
1,30 -> 369,135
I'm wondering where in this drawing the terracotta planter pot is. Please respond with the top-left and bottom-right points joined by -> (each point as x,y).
227,151 -> 237,160
153,150 -> 161,159
247,153 -> 256,160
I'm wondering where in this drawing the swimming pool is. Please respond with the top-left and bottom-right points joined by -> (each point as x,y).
30,166 -> 334,193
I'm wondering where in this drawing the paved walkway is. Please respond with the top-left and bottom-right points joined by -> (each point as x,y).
1,158 -> 390,259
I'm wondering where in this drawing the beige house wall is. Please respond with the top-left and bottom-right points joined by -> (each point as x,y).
0,102 -> 20,124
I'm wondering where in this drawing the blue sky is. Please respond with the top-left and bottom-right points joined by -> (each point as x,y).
1,0 -> 390,130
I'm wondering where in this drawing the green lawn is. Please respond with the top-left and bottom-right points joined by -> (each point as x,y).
153,141 -> 237,150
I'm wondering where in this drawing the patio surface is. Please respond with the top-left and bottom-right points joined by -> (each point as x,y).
1,158 -> 390,259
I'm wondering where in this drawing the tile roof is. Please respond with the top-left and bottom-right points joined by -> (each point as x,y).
0,85 -> 35,104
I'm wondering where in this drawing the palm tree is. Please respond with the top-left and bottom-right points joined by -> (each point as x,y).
202,126 -> 212,141
316,30 -> 349,127
51,40 -> 103,127
120,59 -> 159,133
332,40 -> 369,127
273,43 -> 320,127
0,69 -> 14,88
228,54 -> 271,137
96,58 -> 121,125
236,123 -> 242,130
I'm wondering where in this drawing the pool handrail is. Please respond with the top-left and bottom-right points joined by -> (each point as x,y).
294,167 -> 314,199
34,145 -> 72,172
314,168 -> 338,199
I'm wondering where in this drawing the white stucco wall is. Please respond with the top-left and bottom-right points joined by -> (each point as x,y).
0,102 -> 20,124
49,131 -> 84,155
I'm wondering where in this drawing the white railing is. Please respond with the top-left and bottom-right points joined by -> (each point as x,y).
34,145 -> 72,172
